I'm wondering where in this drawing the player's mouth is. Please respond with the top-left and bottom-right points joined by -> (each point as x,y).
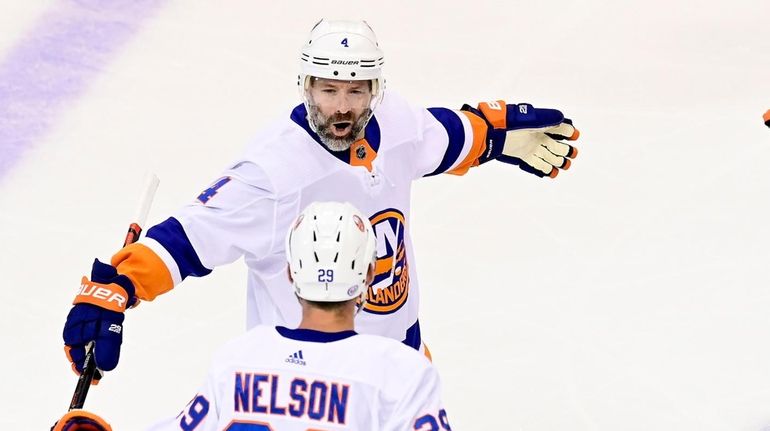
331,121 -> 353,137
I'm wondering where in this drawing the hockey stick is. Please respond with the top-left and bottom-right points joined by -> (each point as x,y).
68,172 -> 160,411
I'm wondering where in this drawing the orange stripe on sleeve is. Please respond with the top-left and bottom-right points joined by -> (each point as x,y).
763,109 -> 770,124
447,111 -> 489,176
111,243 -> 174,301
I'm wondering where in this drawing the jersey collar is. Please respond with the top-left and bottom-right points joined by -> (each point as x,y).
276,326 -> 358,343
290,104 -> 381,171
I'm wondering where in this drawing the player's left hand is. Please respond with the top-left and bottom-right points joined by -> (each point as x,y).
466,101 -> 580,178
52,409 -> 112,431
498,113 -> 579,178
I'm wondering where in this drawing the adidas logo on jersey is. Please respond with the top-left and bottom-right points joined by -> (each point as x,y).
285,350 -> 306,366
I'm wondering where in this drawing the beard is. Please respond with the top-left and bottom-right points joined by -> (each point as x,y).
308,106 -> 372,152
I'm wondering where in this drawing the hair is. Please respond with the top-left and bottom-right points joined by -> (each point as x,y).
301,297 -> 356,314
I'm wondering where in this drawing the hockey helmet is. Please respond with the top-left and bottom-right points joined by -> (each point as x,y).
286,201 -> 376,303
298,19 -> 385,130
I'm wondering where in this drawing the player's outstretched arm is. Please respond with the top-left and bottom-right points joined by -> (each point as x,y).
62,165 -> 275,376
463,100 -> 580,178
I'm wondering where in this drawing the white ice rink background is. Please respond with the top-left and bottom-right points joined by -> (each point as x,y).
1,0 -> 769,429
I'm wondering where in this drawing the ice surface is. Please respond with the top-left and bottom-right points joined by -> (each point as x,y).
1,0 -> 769,429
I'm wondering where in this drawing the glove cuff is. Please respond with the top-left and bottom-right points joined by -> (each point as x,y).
73,277 -> 132,313
73,259 -> 138,312
460,104 -> 506,164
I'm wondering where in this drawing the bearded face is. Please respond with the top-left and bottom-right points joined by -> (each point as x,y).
308,106 -> 372,151
305,78 -> 374,152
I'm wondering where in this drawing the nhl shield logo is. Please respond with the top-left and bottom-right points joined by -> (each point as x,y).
355,144 -> 367,160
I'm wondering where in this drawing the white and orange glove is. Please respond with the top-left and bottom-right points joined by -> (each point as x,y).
464,100 -> 580,178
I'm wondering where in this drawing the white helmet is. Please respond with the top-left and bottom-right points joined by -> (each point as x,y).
298,20 -> 385,126
286,201 -> 376,303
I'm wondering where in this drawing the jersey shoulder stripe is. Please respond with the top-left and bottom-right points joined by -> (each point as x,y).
111,241 -> 176,301
425,107 -> 466,176
448,110 -> 487,175
145,217 -> 212,279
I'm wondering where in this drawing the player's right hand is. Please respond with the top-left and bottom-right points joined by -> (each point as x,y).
63,259 -> 137,379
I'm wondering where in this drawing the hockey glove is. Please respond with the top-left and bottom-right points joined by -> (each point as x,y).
63,259 -> 137,380
464,100 -> 579,178
52,409 -> 112,431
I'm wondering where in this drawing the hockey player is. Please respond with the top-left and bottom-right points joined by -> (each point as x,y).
63,19 -> 581,378
56,202 -> 450,431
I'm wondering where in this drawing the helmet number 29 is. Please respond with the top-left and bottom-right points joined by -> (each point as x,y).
340,37 -> 349,47
318,269 -> 334,282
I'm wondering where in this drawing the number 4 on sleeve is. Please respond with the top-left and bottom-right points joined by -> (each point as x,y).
197,177 -> 232,204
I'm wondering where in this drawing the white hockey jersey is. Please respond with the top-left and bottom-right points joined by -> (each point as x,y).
145,326 -> 451,431
111,91 -> 488,349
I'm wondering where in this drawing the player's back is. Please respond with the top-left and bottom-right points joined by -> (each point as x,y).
149,325 -> 448,431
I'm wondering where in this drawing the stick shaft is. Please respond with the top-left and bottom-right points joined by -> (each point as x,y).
68,172 -> 160,411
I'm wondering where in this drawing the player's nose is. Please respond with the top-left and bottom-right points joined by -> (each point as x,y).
334,94 -> 354,114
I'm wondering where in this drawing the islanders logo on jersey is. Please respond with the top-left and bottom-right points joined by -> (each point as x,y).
364,208 -> 409,315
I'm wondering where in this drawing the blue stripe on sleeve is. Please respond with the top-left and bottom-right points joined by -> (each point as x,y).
146,217 -> 212,279
425,108 -> 465,177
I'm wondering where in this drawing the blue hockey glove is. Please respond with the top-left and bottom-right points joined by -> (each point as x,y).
63,259 -> 137,380
464,100 -> 580,178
